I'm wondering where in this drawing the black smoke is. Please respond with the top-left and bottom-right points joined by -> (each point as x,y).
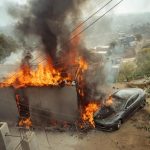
13,0 -> 88,64
7,0 -> 107,105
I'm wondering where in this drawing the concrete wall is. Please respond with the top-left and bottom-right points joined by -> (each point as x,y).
21,132 -> 39,150
0,87 -> 18,123
0,86 -> 78,126
0,122 -> 12,150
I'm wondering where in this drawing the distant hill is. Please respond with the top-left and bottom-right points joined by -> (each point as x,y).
0,12 -> 150,48
84,13 -> 150,47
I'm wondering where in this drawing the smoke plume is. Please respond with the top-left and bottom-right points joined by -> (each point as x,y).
13,0 -> 88,64
6,0 -> 107,104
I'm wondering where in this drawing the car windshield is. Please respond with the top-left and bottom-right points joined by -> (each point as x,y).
94,89 -> 141,120
110,95 -> 126,112
94,96 -> 126,119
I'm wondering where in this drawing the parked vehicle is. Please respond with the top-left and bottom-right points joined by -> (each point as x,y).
94,88 -> 146,131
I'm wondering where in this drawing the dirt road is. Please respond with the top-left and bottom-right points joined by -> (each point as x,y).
10,100 -> 150,150
44,106 -> 150,150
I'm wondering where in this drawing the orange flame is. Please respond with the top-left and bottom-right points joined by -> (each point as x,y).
19,117 -> 32,129
81,102 -> 100,127
15,93 -> 32,128
0,62 -> 72,88
0,22 -> 92,128
0,55 -> 88,88
77,57 -> 88,72
75,57 -> 88,98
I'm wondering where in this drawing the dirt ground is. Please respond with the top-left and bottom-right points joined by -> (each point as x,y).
10,98 -> 150,150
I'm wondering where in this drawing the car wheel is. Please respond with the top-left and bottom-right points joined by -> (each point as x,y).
140,99 -> 146,108
116,120 -> 122,130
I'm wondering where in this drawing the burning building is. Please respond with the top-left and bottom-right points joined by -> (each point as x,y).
0,50 -> 103,129
0,51 -> 81,128
0,0 -> 106,129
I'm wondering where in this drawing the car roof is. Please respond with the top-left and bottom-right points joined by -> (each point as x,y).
113,88 -> 142,100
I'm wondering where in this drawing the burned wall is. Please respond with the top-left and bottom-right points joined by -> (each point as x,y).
26,86 -> 78,125
0,86 -> 78,126
0,87 -> 18,123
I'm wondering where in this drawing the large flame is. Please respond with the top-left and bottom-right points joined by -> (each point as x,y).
0,62 -> 72,88
0,18 -> 101,130
76,57 -> 88,97
15,93 -> 32,128
0,56 -> 88,89
0,23 -> 94,128
81,102 -> 100,127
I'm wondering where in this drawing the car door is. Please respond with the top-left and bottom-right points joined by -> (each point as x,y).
131,94 -> 140,110
123,94 -> 138,118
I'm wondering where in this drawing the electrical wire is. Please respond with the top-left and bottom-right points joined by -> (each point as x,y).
24,0 -> 125,65
71,0 -> 114,33
0,0 -> 121,81
0,98 -> 78,119
14,137 -> 24,150
0,0 -> 125,128
28,0 -> 115,64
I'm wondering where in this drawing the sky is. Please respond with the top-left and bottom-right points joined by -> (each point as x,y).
0,0 -> 27,6
114,0 -> 150,14
0,0 -> 150,26
0,0 -> 27,26
87,0 -> 150,14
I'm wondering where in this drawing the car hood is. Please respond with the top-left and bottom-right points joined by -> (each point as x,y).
94,112 -> 122,125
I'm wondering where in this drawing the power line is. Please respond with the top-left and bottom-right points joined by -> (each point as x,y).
0,98 -> 78,119
14,137 -> 24,150
0,0 -> 125,123
0,0 -> 118,81
22,0 -> 124,66
69,0 -> 124,44
29,0 -> 115,64
20,108 -> 77,120
33,0 -> 124,65
68,0 -> 114,33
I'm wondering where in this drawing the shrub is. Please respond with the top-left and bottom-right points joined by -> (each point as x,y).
118,61 -> 137,82
136,47 -> 150,77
